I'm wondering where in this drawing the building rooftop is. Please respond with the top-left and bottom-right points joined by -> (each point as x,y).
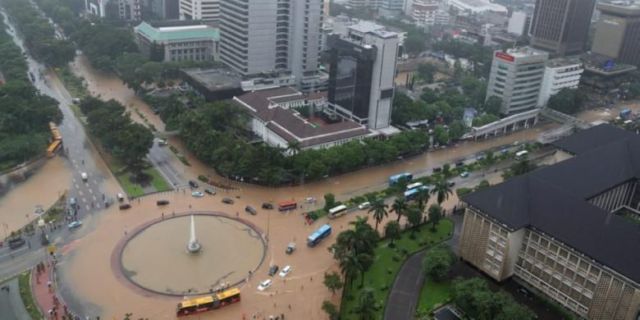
234,87 -> 369,148
547,57 -> 582,68
348,21 -> 385,34
134,21 -> 220,42
462,124 -> 640,283
598,2 -> 640,16
504,46 -> 548,58
182,68 -> 242,91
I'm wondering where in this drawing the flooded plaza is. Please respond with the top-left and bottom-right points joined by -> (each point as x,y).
120,213 -> 266,296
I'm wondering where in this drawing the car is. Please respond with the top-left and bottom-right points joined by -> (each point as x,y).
222,197 -> 234,204
71,98 -> 81,104
81,172 -> 88,181
8,238 -> 25,250
245,205 -> 257,215
188,180 -> 199,189
455,161 -> 465,167
119,203 -> 131,210
69,197 -> 77,206
156,200 -> 170,206
433,167 -> 442,173
358,202 -> 371,210
156,139 -> 167,146
305,197 -> 316,204
68,220 -> 82,229
279,265 -> 292,278
192,191 -> 204,198
262,203 -> 274,210
286,242 -> 296,254
257,279 -> 272,291
459,171 -> 469,178
117,193 -> 125,202
40,233 -> 50,246
204,188 -> 216,195
268,265 -> 279,276
448,181 -> 456,187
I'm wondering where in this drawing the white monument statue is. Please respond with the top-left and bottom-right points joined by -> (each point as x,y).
187,215 -> 201,253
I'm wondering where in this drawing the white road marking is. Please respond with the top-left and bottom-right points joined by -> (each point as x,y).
78,190 -> 83,197
75,184 -> 79,189
92,195 -> 97,201
88,189 -> 93,194
86,205 -> 90,211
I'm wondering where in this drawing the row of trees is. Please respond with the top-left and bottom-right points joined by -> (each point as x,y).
2,0 -> 75,67
78,97 -> 153,178
452,278 -> 536,320
0,14 -> 62,169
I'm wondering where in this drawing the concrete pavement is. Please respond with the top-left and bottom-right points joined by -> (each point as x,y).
384,250 -> 427,320
0,278 -> 31,320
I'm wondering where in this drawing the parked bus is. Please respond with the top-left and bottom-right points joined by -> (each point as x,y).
307,224 -> 332,247
515,150 -> 529,160
406,182 -> 424,191
278,200 -> 297,211
46,140 -> 62,157
388,172 -> 413,186
176,288 -> 241,317
404,186 -> 428,201
49,122 -> 62,141
328,204 -> 348,218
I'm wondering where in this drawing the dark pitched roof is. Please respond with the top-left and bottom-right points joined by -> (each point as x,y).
552,123 -> 638,155
463,125 -> 640,283
234,87 -> 369,147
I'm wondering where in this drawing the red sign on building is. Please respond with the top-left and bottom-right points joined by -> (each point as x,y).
495,52 -> 515,62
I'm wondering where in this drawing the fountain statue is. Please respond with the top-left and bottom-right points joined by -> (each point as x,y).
187,215 -> 201,254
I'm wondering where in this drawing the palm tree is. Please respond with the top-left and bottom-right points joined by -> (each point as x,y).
391,197 -> 408,222
428,204 -> 443,231
368,198 -> 388,231
286,141 -> 301,156
431,178 -> 453,205
384,221 -> 401,246
416,187 -> 430,212
355,287 -> 377,320
338,251 -> 361,288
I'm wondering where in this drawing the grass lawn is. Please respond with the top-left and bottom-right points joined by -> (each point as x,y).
18,271 -> 43,320
110,158 -> 172,198
339,219 -> 454,320
146,167 -> 172,192
56,66 -> 87,99
416,277 -> 452,315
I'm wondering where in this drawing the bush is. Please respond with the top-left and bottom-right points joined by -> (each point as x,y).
197,175 -> 209,183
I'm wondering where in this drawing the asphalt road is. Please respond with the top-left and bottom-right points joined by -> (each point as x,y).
0,278 -> 31,320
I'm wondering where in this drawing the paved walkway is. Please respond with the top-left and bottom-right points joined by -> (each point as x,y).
32,262 -> 72,320
383,250 -> 427,320
0,277 -> 31,320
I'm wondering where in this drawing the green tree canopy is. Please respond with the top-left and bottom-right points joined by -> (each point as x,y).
422,244 -> 455,281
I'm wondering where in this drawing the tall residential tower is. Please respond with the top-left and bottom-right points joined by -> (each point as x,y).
529,0 -> 596,56
179,0 -> 220,22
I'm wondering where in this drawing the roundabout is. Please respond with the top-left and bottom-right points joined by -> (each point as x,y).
116,212 -> 266,296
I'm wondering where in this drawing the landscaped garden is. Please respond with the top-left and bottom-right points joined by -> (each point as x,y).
18,271 -> 43,320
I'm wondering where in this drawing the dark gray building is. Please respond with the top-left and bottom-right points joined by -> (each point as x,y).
147,0 -> 179,20
591,3 -> 640,67
529,0 -> 596,56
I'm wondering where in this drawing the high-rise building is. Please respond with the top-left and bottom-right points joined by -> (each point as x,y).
86,0 -> 141,20
379,0 -> 406,17
486,47 -> 548,115
327,21 -> 399,130
411,0 -> 439,26
591,2 -> 640,67
219,0 -> 323,90
179,0 -> 219,22
537,58 -> 583,107
529,0 -> 596,56
148,0 -> 179,20
347,0 -> 382,9
507,11 -> 530,36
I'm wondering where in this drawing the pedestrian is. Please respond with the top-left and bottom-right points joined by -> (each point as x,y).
281,314 -> 285,320
310,276 -> 312,282
162,212 -> 164,219
288,304 -> 291,310
47,280 -> 52,292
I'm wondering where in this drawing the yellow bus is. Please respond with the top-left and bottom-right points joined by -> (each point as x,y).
176,288 -> 241,317
46,140 -> 62,158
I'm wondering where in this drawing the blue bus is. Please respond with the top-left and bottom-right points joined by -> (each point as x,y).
389,172 -> 413,186
307,224 -> 332,247
404,186 -> 429,201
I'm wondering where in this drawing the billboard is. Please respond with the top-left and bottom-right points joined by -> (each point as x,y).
495,51 -> 515,62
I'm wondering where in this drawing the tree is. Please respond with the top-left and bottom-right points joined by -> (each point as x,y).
368,198 -> 389,231
323,272 -> 343,295
384,221 -> 401,246
431,179 -> 453,205
475,180 -> 490,191
417,63 -> 437,83
324,193 -> 336,211
415,187 -> 430,212
483,96 -> 503,116
433,125 -> 450,146
547,88 -> 583,114
504,159 -> 536,179
321,300 -> 340,320
391,197 -> 408,222
422,245 -> 455,281
404,34 -> 426,56
354,287 -> 377,320
448,120 -> 467,141
452,278 -> 535,320
428,204 -> 443,230
406,206 -> 423,231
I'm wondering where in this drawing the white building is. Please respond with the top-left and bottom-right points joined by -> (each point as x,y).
233,87 -> 371,151
448,0 -> 507,15
537,58 -> 583,107
507,11 -> 529,36
133,22 -> 220,62
486,47 -> 549,115
411,0 -> 439,26
179,0 -> 219,22
85,0 -> 141,20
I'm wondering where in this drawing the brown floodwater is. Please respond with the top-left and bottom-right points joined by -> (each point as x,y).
0,157 -> 71,234
120,214 -> 265,296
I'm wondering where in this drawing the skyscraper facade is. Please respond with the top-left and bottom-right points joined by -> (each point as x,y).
591,3 -> 640,67
179,0 -> 220,22
529,0 -> 596,56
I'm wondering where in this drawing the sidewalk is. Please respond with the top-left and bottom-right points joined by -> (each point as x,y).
31,261 -> 73,320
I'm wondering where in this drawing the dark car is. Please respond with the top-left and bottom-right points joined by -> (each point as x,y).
245,205 -> 257,215
40,233 -> 50,246
456,161 -> 465,167
261,203 -> 274,210
119,203 -> 132,210
204,188 -> 216,195
8,238 -> 25,250
222,197 -> 234,204
268,265 -> 279,276
156,200 -> 170,206
188,180 -> 199,188
433,167 -> 442,173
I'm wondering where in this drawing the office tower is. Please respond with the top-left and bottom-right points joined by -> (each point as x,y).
327,21 -> 399,130
507,11 -> 530,36
86,0 -> 141,20
486,47 -> 548,115
379,0 -> 406,17
179,0 -> 220,22
537,58 -> 583,107
529,0 -> 596,56
148,0 -> 179,19
219,0 -> 323,88
591,2 -> 640,67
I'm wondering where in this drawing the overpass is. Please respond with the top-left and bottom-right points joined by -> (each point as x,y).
463,109 -> 540,140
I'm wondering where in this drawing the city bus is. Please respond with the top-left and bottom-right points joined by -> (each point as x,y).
278,200 -> 297,211
406,182 -> 424,191
307,224 -> 331,247
176,287 -> 241,317
49,122 -> 62,141
515,150 -> 529,160
46,140 -> 62,157
389,172 -> 413,186
404,186 -> 429,201
328,204 -> 348,218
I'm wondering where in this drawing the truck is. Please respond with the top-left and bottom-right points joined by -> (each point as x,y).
620,108 -> 632,120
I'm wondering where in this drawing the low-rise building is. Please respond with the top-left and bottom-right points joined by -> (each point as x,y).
181,68 -> 243,101
134,21 -> 219,62
460,124 -> 640,319
537,58 -> 583,107
233,87 -> 372,151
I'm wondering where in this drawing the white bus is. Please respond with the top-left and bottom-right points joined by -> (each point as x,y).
515,150 -> 529,160
328,204 -> 348,217
406,182 -> 424,191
